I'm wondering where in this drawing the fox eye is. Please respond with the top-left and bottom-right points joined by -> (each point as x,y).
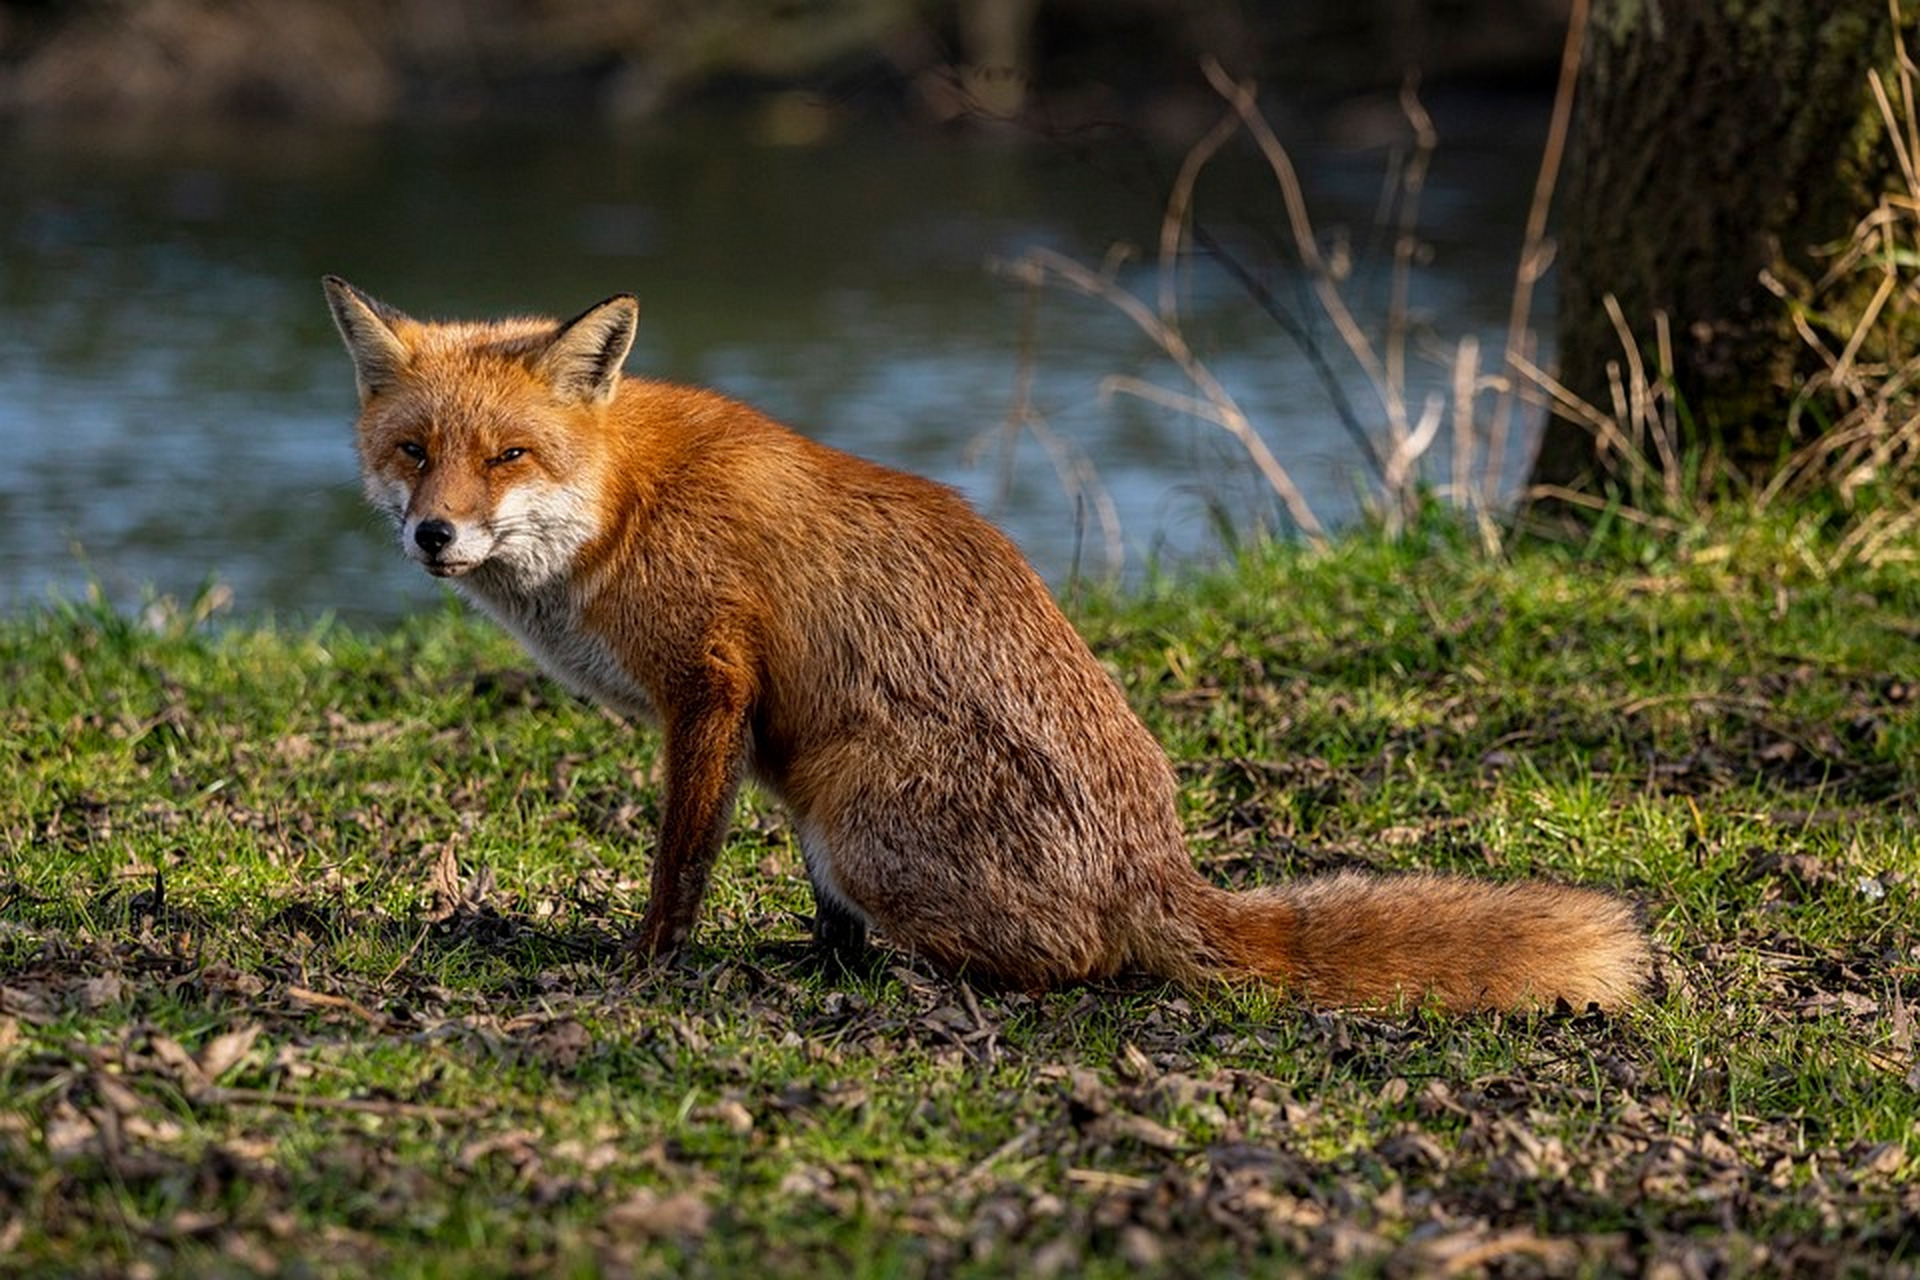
398,442 -> 428,470
488,447 -> 528,467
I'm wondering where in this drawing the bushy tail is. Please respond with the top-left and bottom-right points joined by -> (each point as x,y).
1186,872 -> 1649,1013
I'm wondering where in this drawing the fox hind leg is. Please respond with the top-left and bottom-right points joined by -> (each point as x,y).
795,820 -> 873,963
811,894 -> 871,961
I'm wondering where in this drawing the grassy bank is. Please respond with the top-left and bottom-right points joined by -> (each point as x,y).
2,515 -> 1917,1276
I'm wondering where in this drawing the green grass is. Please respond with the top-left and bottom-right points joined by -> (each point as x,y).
3,512 -> 1919,1276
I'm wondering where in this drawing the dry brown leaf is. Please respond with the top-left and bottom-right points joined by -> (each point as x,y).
1113,1041 -> 1156,1084
426,843 -> 463,920
705,1098 -> 755,1135
160,1210 -> 227,1238
272,732 -> 318,764
604,1188 -> 711,1240
92,1072 -> 146,1117
1096,1112 -> 1186,1152
549,1136 -> 624,1175
42,1108 -> 99,1160
1118,1225 -> 1165,1269
527,1018 -> 592,1070
778,1165 -> 836,1198
74,974 -> 124,1010
148,1034 -> 208,1090
197,1025 -> 262,1084
285,985 -> 384,1027
1417,1227 -> 1581,1275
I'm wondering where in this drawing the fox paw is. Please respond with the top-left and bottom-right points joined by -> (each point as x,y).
626,911 -> 692,968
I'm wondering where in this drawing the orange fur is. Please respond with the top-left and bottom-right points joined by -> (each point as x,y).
323,278 -> 1650,1013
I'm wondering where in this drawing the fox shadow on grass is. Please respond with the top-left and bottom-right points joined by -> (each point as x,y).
259,892 -> 905,994
0,870 -> 907,998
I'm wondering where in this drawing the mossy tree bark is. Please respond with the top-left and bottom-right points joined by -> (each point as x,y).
1531,0 -> 1903,489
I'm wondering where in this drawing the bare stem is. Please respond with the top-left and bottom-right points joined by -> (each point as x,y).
1488,0 -> 1588,504
1016,247 -> 1328,540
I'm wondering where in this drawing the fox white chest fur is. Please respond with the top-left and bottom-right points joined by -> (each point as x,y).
465,566 -> 658,724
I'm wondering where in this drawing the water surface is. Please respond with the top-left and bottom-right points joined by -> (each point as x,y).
0,98 -> 1550,624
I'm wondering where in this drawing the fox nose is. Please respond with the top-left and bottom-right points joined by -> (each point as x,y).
414,519 -> 456,556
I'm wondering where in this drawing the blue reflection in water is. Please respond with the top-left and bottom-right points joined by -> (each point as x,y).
0,99 -> 1550,624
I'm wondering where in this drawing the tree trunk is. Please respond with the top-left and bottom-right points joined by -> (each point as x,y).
1532,0 -> 1901,490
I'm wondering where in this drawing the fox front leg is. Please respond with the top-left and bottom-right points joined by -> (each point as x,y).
630,652 -> 754,962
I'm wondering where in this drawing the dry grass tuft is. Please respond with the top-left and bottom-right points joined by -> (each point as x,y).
1001,0 -> 1920,576
1753,5 -> 1920,569
998,3 -> 1594,559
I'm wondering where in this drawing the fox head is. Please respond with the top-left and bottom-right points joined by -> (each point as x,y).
323,277 -> 639,586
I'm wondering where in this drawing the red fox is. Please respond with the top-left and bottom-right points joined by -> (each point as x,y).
323,278 -> 1649,1013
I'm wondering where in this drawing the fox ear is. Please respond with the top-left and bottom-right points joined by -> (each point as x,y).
536,294 -> 639,405
323,276 -> 412,403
